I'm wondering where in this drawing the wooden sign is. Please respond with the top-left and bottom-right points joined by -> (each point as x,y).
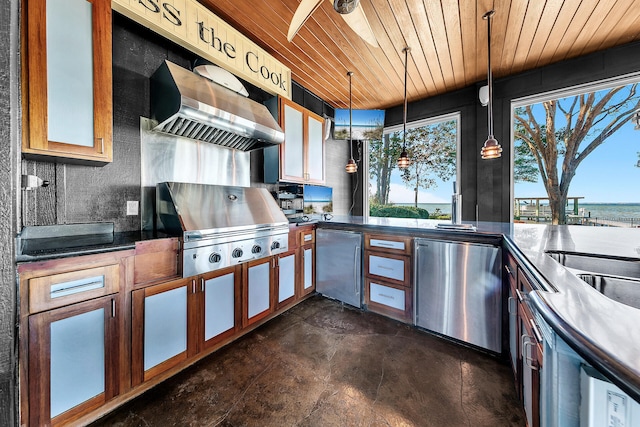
112,0 -> 291,99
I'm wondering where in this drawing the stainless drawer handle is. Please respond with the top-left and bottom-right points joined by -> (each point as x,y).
376,265 -> 394,271
377,293 -> 395,300
50,277 -> 104,298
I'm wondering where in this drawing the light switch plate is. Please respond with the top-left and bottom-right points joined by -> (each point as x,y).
127,201 -> 139,216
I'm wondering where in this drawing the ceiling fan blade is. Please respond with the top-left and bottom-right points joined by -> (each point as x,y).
340,4 -> 378,47
287,0 -> 324,42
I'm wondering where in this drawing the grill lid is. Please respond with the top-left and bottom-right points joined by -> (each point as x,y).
150,61 -> 284,151
156,182 -> 288,240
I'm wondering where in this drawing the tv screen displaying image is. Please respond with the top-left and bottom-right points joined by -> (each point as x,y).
334,109 -> 385,140
303,185 -> 332,215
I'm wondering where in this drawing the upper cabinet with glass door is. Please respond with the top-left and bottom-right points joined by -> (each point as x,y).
24,0 -> 112,164
279,98 -> 325,184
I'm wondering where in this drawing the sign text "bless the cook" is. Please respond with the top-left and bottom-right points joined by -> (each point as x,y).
112,0 -> 291,99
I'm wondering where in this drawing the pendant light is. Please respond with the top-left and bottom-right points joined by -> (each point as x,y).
480,10 -> 502,160
345,71 -> 358,173
397,47 -> 411,169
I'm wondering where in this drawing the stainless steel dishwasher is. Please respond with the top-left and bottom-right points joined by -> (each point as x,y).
316,229 -> 362,308
414,238 -> 502,352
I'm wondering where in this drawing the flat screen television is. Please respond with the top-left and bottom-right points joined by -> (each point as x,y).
333,109 -> 385,140
303,184 -> 332,216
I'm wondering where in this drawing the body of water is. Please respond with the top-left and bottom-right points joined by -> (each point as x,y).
577,203 -> 640,219
396,203 -> 640,219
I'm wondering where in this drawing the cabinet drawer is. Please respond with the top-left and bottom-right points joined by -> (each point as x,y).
369,281 -> 406,311
364,234 -> 412,255
28,264 -> 120,314
365,252 -> 410,286
365,278 -> 412,322
300,228 -> 315,246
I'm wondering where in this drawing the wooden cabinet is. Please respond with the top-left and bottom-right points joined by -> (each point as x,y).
18,250 -> 131,426
299,243 -> 315,297
278,98 -> 325,184
363,234 -> 413,322
518,272 -> 543,427
506,253 -> 520,397
275,249 -> 298,309
131,277 -> 197,386
28,295 -> 119,425
24,0 -> 113,164
507,252 -> 543,427
242,257 -> 275,327
200,266 -> 242,350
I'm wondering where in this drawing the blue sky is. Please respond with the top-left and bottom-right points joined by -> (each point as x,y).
334,109 -> 385,130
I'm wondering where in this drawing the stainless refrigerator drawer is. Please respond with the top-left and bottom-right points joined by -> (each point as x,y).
316,229 -> 362,308
414,238 -> 502,353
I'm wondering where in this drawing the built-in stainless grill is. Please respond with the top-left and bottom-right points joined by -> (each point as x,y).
156,182 -> 289,277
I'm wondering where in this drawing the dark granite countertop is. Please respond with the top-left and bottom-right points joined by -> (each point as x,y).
16,225 -> 175,262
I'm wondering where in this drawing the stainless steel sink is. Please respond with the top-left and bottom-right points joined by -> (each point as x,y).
576,273 -> 640,309
545,251 -> 640,309
546,251 -> 640,279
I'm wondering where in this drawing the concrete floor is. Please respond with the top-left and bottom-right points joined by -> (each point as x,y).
92,295 -> 525,427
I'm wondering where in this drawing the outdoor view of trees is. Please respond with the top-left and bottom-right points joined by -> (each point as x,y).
514,83 -> 640,224
369,119 -> 457,218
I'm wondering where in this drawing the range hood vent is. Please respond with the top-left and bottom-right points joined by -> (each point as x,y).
150,61 -> 284,151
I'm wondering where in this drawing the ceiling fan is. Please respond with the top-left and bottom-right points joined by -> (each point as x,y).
287,0 -> 378,47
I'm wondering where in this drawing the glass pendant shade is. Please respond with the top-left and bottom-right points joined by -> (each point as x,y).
481,136 -> 502,159
397,149 -> 410,168
346,158 -> 357,173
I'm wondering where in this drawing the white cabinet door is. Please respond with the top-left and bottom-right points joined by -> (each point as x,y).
247,260 -> 272,319
49,307 -> 106,418
204,272 -> 236,341
282,103 -> 304,181
278,253 -> 296,303
303,247 -> 314,291
307,115 -> 324,182
144,286 -> 187,371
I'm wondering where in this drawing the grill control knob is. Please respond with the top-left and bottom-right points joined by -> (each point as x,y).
209,253 -> 222,263
271,241 -> 281,250
232,248 -> 243,258
251,245 -> 262,254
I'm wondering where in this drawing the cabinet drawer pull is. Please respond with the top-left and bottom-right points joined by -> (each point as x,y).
505,265 -> 513,276
376,265 -> 394,271
515,288 -> 524,302
522,336 -> 538,371
377,293 -> 395,300
111,299 -> 116,318
50,276 -> 104,299
530,318 -> 543,343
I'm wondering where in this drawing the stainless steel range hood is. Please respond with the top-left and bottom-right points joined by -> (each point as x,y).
150,61 -> 284,151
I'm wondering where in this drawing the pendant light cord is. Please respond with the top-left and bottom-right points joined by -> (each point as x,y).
348,71 -> 354,159
403,47 -> 409,149
484,10 -> 495,138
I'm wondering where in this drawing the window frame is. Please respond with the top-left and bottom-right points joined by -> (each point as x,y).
363,111 -> 461,219
509,72 -> 640,223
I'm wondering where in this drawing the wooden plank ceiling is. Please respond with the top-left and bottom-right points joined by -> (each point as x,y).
200,0 -> 640,110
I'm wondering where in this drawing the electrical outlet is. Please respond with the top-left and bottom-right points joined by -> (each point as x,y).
127,201 -> 139,216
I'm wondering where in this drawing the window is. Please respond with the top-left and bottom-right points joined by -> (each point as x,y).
367,112 -> 460,220
511,75 -> 640,226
